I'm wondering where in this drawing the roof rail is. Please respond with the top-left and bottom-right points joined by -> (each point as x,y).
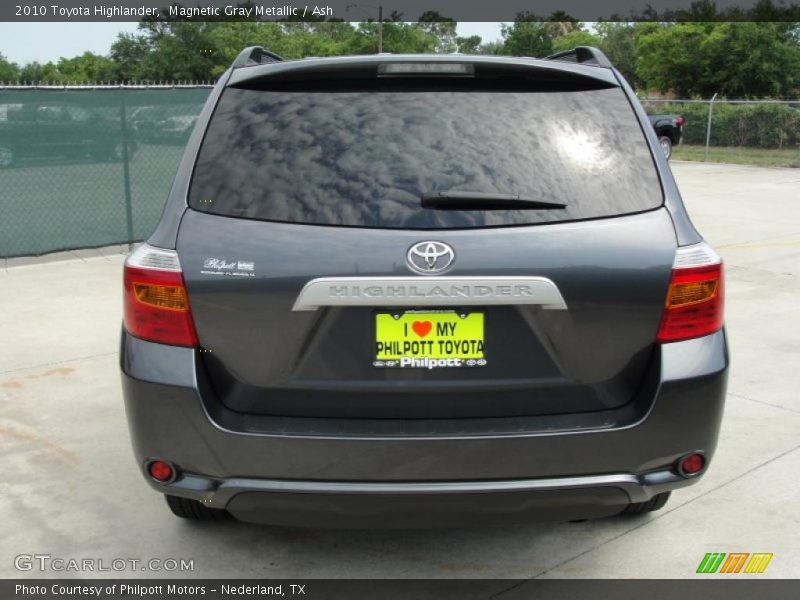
231,46 -> 284,69
545,46 -> 612,68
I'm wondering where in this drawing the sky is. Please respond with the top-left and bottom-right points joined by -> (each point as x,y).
0,22 -> 505,65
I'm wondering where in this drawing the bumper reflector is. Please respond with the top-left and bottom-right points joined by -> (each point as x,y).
148,460 -> 175,482
679,453 -> 705,476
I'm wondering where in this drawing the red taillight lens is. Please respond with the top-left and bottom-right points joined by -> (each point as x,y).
148,460 -> 175,482
657,244 -> 724,343
678,453 -> 705,476
123,245 -> 198,347
675,116 -> 685,126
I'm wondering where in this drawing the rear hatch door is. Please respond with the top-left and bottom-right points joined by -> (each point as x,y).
177,59 -> 674,419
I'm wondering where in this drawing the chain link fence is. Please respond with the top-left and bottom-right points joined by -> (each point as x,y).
0,85 -> 212,258
642,97 -> 800,166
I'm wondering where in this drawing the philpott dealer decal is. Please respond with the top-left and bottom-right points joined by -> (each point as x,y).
373,311 -> 487,369
200,258 -> 255,277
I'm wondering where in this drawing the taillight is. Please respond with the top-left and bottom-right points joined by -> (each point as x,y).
675,115 -> 685,126
123,244 -> 198,347
656,242 -> 724,343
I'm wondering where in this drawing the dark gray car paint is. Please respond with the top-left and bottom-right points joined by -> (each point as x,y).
120,328 -> 727,522
125,52 -> 726,523
176,207 -> 676,419
122,327 -> 728,469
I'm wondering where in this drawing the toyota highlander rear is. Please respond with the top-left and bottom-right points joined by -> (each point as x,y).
120,47 -> 728,526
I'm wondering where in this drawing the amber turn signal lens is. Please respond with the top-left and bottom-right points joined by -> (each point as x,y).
666,278 -> 719,308
657,260 -> 723,343
132,282 -> 190,312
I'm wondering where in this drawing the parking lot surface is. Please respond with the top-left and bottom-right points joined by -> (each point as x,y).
1,162 -> 798,579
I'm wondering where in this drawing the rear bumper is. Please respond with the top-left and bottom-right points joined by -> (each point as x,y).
120,329 -> 728,525
156,470 -> 688,527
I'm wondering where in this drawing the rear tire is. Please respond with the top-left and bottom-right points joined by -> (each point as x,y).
621,491 -> 671,516
165,494 -> 230,521
658,135 -> 673,160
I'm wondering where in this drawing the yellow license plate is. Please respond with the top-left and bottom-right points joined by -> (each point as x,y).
374,311 -> 486,369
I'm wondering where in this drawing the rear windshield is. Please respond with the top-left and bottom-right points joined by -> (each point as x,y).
189,83 -> 662,229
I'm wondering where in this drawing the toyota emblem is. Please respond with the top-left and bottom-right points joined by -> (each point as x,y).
406,241 -> 455,275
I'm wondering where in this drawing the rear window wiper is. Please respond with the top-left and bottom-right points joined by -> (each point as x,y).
421,191 -> 567,210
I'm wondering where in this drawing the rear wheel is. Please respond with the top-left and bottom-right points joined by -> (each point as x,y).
621,491 -> 671,516
165,495 -> 230,521
658,135 -> 673,160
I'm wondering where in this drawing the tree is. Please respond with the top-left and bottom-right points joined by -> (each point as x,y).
595,22 -> 639,87
701,22 -> 800,97
635,22 -> 713,97
275,20 -> 355,60
414,11 -> 458,53
477,41 -> 505,55
635,22 -> 800,97
145,21 -> 222,81
348,20 -> 437,54
455,35 -> 482,54
500,14 -> 554,57
0,53 -> 19,82
109,32 -> 154,81
16,61 -> 59,83
542,12 -> 580,39
550,30 -> 600,53
56,52 -> 116,82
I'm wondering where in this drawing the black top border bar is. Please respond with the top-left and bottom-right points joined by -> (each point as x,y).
3,0 -> 800,22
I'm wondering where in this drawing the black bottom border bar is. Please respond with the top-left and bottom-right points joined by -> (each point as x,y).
5,579 -> 800,600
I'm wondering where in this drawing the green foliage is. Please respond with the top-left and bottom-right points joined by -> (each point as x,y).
635,22 -> 800,97
500,15 -> 600,58
140,21 -> 222,81
0,53 -> 19,82
109,33 -> 153,81
551,30 -> 599,53
635,22 -> 710,97
16,61 -> 63,84
644,101 -> 800,148
373,21 -> 437,54
500,16 -> 553,57
55,52 -> 116,82
701,22 -> 800,97
476,41 -> 505,56
415,12 -> 458,53
595,22 -> 638,87
455,35 -> 482,54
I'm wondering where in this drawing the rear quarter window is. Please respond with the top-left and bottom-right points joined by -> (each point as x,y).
189,81 -> 662,229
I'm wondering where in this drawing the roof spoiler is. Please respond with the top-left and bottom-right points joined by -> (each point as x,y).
545,46 -> 613,68
231,46 -> 284,69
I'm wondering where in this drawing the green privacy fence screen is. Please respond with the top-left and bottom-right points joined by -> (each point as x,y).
0,86 -> 212,257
